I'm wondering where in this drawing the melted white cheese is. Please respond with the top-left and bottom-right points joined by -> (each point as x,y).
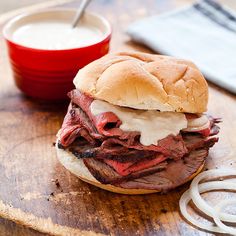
90,100 -> 188,146
12,22 -> 103,50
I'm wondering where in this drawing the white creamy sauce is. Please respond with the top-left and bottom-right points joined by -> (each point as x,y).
90,100 -> 188,146
12,22 -> 103,50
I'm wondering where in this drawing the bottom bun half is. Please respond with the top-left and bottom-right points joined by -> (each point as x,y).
56,142 -> 204,195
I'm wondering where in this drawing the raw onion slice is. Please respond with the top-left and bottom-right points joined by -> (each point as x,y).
184,114 -> 210,132
187,114 -> 208,127
213,199 -> 236,235
190,169 -> 236,222
183,122 -> 210,132
179,181 -> 236,233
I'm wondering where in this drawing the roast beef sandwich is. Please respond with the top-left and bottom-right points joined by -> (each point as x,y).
56,51 -> 220,194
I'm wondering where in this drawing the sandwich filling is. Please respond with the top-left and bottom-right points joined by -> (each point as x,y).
90,99 -> 188,146
57,89 -> 220,191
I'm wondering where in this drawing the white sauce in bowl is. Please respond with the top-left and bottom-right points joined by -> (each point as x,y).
12,22 -> 104,50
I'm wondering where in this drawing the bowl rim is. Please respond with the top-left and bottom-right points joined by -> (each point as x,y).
2,8 -> 112,52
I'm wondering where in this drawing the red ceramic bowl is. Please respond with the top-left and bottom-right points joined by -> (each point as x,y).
3,9 -> 111,100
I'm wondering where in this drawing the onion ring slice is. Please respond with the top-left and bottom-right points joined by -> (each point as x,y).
190,169 -> 236,223
180,181 -> 236,233
213,199 -> 236,235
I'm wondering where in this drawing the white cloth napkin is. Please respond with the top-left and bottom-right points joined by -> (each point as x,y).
127,0 -> 236,94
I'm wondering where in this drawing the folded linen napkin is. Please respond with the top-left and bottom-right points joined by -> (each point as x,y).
127,0 -> 236,94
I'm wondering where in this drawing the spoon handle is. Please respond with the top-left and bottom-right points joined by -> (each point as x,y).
72,0 -> 92,28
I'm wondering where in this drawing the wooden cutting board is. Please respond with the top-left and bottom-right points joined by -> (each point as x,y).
0,0 -> 235,235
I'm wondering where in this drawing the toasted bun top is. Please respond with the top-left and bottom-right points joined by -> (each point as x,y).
74,51 -> 208,113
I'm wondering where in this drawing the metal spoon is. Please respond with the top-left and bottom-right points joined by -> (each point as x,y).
72,0 -> 92,28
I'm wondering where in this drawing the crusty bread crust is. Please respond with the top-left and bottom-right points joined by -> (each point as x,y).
56,143 -> 204,195
74,51 -> 208,113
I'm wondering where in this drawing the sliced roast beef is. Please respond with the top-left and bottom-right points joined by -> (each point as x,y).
83,157 -> 167,184
79,129 -> 218,184
117,148 -> 208,191
69,90 -> 123,137
100,135 -> 187,160
59,103 -> 102,146
83,158 -> 121,184
63,122 -> 218,184
83,148 -> 208,190
70,143 -> 156,163
103,154 -> 166,176
59,101 -> 188,158
64,125 -> 217,162
182,133 -> 218,151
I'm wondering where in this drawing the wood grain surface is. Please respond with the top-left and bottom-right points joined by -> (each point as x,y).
0,0 -> 236,235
